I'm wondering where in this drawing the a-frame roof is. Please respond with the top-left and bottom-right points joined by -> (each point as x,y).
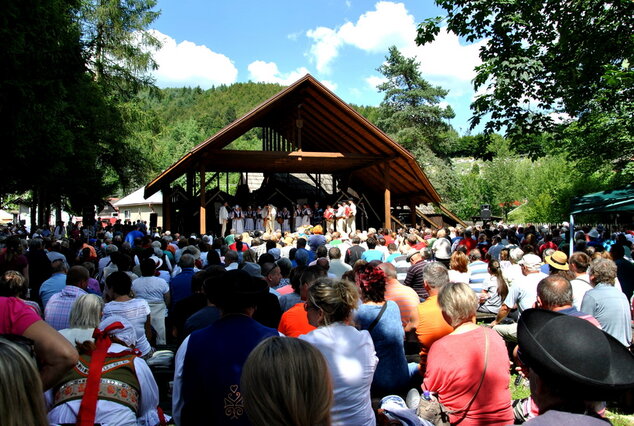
145,74 -> 441,205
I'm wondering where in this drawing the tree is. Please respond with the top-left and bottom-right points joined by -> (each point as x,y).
376,46 -> 456,158
79,0 -> 161,99
417,0 -> 634,145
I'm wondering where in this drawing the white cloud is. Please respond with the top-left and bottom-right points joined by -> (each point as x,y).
247,60 -> 310,85
305,26 -> 343,73
306,1 -> 414,74
149,30 -> 238,88
320,79 -> 339,92
402,27 -> 485,84
365,75 -> 387,90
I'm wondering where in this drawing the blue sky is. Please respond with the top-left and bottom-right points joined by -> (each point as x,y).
150,1 -> 486,134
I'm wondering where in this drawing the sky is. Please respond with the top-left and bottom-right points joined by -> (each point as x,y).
149,0 -> 487,135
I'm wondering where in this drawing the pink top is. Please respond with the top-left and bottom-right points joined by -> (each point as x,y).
0,297 -> 41,335
424,327 -> 513,426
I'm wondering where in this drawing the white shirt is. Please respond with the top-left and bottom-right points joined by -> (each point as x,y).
133,276 -> 170,303
570,274 -> 592,310
300,323 -> 377,426
46,343 -> 159,426
103,300 -> 152,356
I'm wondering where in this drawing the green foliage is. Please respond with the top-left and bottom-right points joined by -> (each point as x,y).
375,46 -> 456,158
417,0 -> 634,136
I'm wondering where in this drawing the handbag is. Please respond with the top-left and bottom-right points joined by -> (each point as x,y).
417,328 -> 490,425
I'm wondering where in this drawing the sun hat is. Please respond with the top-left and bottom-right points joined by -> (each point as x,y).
518,309 -> 634,399
545,250 -> 569,271
406,249 -> 421,263
519,254 -> 542,268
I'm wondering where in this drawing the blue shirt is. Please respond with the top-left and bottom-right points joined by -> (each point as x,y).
39,273 -> 67,309
362,249 -> 385,263
170,268 -> 196,308
581,283 -> 632,346
354,301 -> 409,393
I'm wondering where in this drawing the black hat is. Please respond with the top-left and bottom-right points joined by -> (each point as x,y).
518,309 -> 634,397
216,269 -> 268,310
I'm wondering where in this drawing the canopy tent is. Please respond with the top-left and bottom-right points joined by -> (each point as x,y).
570,184 -> 634,215
568,184 -> 634,255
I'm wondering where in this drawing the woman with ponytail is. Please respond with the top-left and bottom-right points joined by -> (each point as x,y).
477,260 -> 509,314
300,278 -> 377,426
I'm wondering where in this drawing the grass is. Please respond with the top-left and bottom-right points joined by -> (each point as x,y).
511,374 -> 634,425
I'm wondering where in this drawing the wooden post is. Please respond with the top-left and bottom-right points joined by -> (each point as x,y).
162,186 -> 172,232
200,168 -> 206,235
384,163 -> 391,230
410,203 -> 417,227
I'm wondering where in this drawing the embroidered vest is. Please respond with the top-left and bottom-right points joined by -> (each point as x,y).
53,352 -> 141,413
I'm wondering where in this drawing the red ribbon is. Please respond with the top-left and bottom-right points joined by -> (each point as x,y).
76,321 -> 124,426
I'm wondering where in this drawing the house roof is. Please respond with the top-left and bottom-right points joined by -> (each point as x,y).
144,74 -> 441,206
115,187 -> 162,208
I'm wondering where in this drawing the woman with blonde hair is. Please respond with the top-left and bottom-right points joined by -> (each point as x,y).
421,282 -> 513,425
59,294 -> 104,345
242,337 -> 332,426
448,251 -> 469,284
0,337 -> 48,426
300,278 -> 377,426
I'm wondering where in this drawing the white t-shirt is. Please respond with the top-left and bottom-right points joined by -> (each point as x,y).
103,299 -> 152,356
132,276 -> 170,304
300,323 -> 377,426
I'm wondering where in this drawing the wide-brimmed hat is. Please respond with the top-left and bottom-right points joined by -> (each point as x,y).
216,270 -> 268,308
545,251 -> 569,271
519,253 -> 542,268
518,309 -> 634,398
406,249 -> 421,263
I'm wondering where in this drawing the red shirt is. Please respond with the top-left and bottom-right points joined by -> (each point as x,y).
425,327 -> 513,426
278,303 -> 315,338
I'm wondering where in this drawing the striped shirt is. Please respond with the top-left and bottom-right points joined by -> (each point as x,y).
468,261 -> 489,291
45,286 -> 87,330
384,279 -> 420,328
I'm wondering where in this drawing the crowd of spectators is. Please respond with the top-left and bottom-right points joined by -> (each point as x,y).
0,217 -> 633,425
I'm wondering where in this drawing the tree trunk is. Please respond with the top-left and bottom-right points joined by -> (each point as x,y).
30,189 -> 37,232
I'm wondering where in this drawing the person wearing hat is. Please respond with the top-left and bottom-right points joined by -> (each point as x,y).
47,315 -> 160,426
173,270 -> 279,425
544,250 -> 569,274
490,253 -> 548,343
517,309 -> 634,424
403,249 -> 430,301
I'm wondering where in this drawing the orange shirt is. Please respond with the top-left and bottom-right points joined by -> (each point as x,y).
278,303 -> 316,338
416,295 -> 453,372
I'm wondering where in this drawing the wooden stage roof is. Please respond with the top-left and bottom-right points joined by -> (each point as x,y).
145,74 -> 441,207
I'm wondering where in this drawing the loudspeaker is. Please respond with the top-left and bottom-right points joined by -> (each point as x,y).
149,213 -> 158,229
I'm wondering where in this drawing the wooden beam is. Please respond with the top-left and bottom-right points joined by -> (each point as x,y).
200,168 -> 206,234
384,162 -> 391,230
162,185 -> 172,232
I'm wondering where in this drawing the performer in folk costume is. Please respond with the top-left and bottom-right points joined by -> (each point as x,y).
274,208 -> 283,232
244,206 -> 255,232
218,201 -> 229,237
255,206 -> 265,232
311,202 -> 324,227
265,203 -> 276,234
293,204 -> 303,231
280,207 -> 291,233
231,205 -> 244,234
323,204 -> 335,233
346,199 -> 357,234
301,204 -> 312,228
335,201 -> 347,235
